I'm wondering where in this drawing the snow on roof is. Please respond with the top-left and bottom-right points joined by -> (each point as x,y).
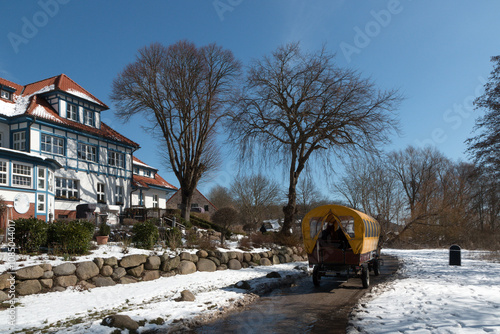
133,156 -> 156,170
31,105 -> 64,123
0,84 -> 54,117
66,88 -> 102,105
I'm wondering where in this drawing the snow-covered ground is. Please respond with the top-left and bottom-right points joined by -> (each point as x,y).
349,249 -> 500,334
0,242 -> 305,334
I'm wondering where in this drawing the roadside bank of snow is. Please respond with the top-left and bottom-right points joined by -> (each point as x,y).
348,249 -> 500,334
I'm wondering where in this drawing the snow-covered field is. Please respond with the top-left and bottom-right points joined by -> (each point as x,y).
349,249 -> 500,334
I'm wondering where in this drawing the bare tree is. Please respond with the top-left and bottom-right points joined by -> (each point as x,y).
111,41 -> 241,221
207,184 -> 234,209
226,42 -> 402,234
386,146 -> 448,242
230,174 -> 282,230
211,207 -> 239,246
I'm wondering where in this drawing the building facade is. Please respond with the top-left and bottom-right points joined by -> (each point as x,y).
131,156 -> 177,209
0,74 -> 140,224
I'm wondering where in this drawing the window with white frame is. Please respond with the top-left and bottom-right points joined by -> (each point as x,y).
37,193 -> 45,212
1,90 -> 12,101
97,183 -> 105,203
55,177 -> 79,199
152,194 -> 158,208
133,167 -> 139,174
0,161 -> 7,185
38,168 -> 45,190
115,185 -> 124,205
41,134 -> 64,155
83,109 -> 94,126
77,143 -> 97,162
108,151 -> 124,168
13,131 -> 26,151
67,103 -> 77,121
144,170 -> 151,177
12,163 -> 31,187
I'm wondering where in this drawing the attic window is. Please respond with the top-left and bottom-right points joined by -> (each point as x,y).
1,90 -> 12,101
67,103 -> 77,121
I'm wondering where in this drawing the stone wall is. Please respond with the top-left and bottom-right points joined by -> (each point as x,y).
0,247 -> 306,300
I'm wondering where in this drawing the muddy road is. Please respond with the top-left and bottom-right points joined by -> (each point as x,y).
194,256 -> 399,334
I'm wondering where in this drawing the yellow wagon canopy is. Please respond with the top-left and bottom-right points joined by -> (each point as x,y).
301,204 -> 380,255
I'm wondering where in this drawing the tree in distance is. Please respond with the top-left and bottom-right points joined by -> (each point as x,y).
211,207 -> 239,246
226,42 -> 402,235
467,55 -> 500,177
111,41 -> 241,222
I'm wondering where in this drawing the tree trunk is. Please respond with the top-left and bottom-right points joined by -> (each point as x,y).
180,187 -> 194,223
282,172 -> 298,236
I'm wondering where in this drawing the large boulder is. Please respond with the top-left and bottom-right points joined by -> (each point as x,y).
272,255 -> 280,265
42,271 -> 54,279
103,257 -> 118,267
177,289 -> 195,302
208,256 -> 220,267
0,273 -> 12,290
101,314 -> 139,331
228,259 -> 242,270
101,265 -> 113,277
218,252 -> 229,264
243,253 -> 252,263
127,265 -> 144,278
40,279 -> 53,289
39,263 -> 52,271
93,257 -> 104,269
76,261 -> 99,281
54,275 -> 78,287
197,258 -> 216,272
120,255 -> 147,268
190,254 -> 199,263
260,258 -> 272,266
179,252 -> 192,261
53,263 -> 76,276
92,277 -> 116,287
177,261 -> 196,275
196,250 -> 208,258
160,256 -> 180,272
251,253 -> 261,263
145,256 -> 161,270
0,290 -> 8,302
143,270 -> 160,281
111,267 -> 127,280
16,279 -> 42,295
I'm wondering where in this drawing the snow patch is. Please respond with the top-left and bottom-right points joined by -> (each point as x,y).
66,88 -> 103,106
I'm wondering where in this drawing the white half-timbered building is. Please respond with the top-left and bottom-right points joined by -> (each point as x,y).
0,74 -> 140,226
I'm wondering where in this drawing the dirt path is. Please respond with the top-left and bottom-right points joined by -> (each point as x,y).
192,255 -> 399,334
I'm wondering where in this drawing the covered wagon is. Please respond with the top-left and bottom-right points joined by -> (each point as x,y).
302,204 -> 381,288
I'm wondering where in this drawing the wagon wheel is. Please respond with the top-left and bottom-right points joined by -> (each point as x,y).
361,265 -> 370,289
313,265 -> 321,287
373,259 -> 380,276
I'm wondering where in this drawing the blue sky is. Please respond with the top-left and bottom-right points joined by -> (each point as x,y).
1,0 -> 499,198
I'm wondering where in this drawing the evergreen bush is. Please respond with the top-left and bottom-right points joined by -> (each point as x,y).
13,218 -> 48,254
47,220 -> 94,254
132,220 -> 159,249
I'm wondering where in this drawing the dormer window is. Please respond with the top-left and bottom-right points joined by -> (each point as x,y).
83,109 -> 94,126
144,170 -> 151,177
1,90 -> 12,101
67,103 -> 77,121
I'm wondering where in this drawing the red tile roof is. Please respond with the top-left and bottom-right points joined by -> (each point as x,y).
0,77 -> 24,94
0,74 -> 138,148
22,74 -> 108,108
132,156 -> 177,190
